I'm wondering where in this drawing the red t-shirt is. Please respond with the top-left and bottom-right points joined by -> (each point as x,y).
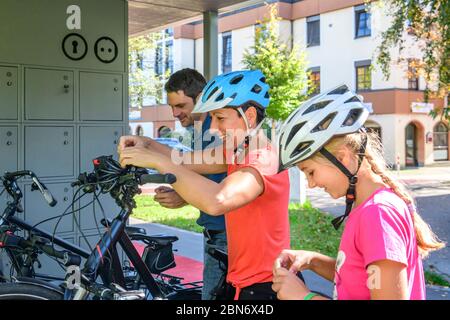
225,145 -> 290,299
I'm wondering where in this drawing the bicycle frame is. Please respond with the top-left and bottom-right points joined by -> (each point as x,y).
75,207 -> 163,299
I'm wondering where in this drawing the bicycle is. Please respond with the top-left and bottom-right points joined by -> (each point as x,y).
0,156 -> 202,299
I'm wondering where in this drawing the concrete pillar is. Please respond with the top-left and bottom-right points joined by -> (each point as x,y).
203,10 -> 218,81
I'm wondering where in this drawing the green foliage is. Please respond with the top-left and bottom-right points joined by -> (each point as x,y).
242,4 -> 312,121
372,0 -> 449,119
129,34 -> 167,107
289,201 -> 342,258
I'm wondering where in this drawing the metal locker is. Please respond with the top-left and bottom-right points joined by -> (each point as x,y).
0,66 -> 18,120
0,126 -> 18,174
25,68 -> 74,120
24,126 -> 74,178
80,72 -> 123,121
32,236 -> 75,279
79,126 -> 122,173
78,192 -> 122,232
24,181 -> 74,234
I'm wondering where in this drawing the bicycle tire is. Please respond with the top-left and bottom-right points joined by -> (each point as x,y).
0,283 -> 63,300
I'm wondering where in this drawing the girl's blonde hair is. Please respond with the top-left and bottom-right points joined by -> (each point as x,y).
312,131 -> 445,258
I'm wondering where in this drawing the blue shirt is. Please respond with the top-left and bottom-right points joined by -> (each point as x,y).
189,114 -> 227,231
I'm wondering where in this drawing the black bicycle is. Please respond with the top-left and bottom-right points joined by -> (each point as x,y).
0,156 -> 202,300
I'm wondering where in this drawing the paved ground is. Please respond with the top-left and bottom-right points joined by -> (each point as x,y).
130,165 -> 450,300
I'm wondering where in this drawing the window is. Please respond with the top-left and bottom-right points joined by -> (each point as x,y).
355,60 -> 371,91
222,32 -> 232,73
307,15 -> 320,47
154,29 -> 174,76
308,67 -> 320,95
355,4 -> 371,38
408,59 -> 419,90
154,43 -> 163,76
165,40 -> 173,74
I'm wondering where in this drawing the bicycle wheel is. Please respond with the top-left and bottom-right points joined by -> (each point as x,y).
0,283 -> 63,300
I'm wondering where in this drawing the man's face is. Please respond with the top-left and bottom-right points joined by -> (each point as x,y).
167,90 -> 198,127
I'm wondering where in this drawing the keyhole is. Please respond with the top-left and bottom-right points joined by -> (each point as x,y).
72,40 -> 79,54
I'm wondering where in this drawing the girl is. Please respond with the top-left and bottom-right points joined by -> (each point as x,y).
118,70 -> 291,300
272,85 -> 444,300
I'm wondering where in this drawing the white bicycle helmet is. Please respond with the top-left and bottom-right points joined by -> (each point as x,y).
278,84 -> 369,171
278,84 -> 370,229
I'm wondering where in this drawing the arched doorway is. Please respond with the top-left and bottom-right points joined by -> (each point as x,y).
365,120 -> 382,142
158,126 -> 172,138
405,122 -> 418,167
135,125 -> 144,136
434,122 -> 449,161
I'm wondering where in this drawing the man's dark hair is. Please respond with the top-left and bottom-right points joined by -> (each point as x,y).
164,68 -> 207,102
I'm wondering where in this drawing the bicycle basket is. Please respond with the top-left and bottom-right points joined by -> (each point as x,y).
144,243 -> 176,274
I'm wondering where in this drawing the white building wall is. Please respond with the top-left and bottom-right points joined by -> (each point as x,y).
292,4 -> 426,92
194,38 -> 204,75
231,25 -> 255,70
173,38 -> 195,71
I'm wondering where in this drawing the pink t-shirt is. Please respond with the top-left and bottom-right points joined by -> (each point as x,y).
334,187 -> 426,300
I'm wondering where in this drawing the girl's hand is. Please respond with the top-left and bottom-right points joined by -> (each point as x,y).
274,249 -> 318,273
118,145 -> 167,170
117,135 -> 153,153
272,266 -> 310,300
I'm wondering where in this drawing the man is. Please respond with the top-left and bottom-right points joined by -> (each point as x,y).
155,68 -> 227,300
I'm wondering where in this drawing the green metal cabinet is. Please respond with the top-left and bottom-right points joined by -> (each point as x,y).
80,72 -> 123,121
24,182 -> 74,234
0,66 -> 18,120
25,68 -> 74,120
24,126 -> 74,178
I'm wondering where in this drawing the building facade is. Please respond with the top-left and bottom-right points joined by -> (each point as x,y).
130,0 -> 449,168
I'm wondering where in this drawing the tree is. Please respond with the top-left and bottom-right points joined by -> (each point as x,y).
242,4 -> 312,122
128,33 -> 166,108
373,0 -> 449,120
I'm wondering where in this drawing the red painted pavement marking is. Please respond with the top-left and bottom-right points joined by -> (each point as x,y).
133,242 -> 203,284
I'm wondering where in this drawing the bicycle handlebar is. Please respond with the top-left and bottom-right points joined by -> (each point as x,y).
3,171 -> 57,207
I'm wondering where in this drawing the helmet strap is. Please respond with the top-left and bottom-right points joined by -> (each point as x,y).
233,107 -> 265,161
318,134 -> 368,230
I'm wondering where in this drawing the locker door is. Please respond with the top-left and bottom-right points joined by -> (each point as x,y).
25,126 -> 74,178
79,126 -> 122,172
24,182 -> 74,234
80,72 -> 123,121
25,68 -> 74,120
0,126 -> 18,174
0,66 -> 18,120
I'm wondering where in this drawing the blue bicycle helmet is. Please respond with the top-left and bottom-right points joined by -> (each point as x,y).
192,70 -> 270,114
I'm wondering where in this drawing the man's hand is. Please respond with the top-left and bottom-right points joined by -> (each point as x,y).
154,186 -> 188,209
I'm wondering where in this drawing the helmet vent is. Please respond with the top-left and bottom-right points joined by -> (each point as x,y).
251,84 -> 262,94
286,122 -> 306,146
260,77 -> 266,83
204,80 -> 216,95
328,85 -> 349,95
344,96 -> 360,103
230,75 -> 244,85
215,92 -> 225,102
303,100 -> 332,115
290,141 -> 313,159
264,92 -> 270,99
342,109 -> 363,127
312,112 -> 337,132
207,86 -> 219,101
